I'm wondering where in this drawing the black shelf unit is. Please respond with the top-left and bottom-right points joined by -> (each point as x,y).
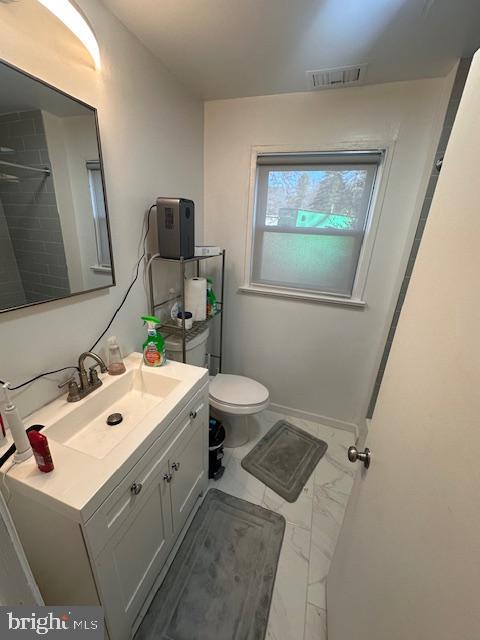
146,250 -> 225,371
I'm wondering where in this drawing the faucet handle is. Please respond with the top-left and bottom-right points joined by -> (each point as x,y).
58,376 -> 81,402
58,375 -> 77,389
89,362 -> 107,383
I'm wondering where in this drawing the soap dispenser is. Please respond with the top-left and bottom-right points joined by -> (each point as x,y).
107,336 -> 126,375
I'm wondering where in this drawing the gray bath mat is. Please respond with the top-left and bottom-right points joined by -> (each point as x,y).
135,488 -> 285,640
241,420 -> 328,503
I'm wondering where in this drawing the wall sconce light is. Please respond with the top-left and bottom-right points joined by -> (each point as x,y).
38,0 -> 101,70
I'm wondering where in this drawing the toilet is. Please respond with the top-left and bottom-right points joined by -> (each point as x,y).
165,329 -> 269,447
209,374 -> 269,447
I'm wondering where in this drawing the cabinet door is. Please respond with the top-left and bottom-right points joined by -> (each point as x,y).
169,396 -> 208,534
94,459 -> 173,640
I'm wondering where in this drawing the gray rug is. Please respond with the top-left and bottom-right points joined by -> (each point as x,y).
241,420 -> 328,503
135,488 -> 285,640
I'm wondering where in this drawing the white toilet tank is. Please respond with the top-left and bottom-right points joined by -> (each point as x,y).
165,328 -> 209,367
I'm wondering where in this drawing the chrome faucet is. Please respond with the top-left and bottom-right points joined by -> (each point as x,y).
59,351 -> 108,402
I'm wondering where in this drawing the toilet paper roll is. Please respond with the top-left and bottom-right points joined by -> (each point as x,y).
185,277 -> 207,321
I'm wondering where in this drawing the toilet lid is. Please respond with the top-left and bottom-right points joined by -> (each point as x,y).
209,374 -> 269,407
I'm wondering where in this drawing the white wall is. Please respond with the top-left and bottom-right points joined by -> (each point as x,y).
42,111 -> 85,293
204,77 -> 453,429
62,115 -> 108,290
44,112 -> 110,291
0,0 -> 203,417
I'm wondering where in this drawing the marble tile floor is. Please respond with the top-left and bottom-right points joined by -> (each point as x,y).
207,409 -> 356,640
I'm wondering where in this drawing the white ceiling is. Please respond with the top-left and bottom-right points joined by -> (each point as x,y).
102,0 -> 480,100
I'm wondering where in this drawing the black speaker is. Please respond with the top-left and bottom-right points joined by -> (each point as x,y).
156,197 -> 195,259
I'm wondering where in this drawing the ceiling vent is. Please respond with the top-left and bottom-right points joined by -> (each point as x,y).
306,64 -> 367,90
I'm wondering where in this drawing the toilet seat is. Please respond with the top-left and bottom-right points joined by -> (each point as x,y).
209,374 -> 269,416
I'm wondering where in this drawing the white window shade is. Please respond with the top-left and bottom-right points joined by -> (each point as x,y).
251,151 -> 382,298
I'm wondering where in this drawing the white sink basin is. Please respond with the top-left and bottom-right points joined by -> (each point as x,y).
44,367 -> 181,459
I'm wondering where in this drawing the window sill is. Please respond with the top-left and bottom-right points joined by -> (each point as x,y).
90,265 -> 112,274
238,284 -> 366,308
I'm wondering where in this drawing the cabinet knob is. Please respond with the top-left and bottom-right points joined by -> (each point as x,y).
130,482 -> 142,495
171,462 -> 180,472
189,410 -> 197,420
163,473 -> 173,483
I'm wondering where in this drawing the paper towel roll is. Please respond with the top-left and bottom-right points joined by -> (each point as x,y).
185,277 -> 207,321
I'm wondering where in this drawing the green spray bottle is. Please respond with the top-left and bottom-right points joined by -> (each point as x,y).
206,278 -> 218,317
141,316 -> 166,367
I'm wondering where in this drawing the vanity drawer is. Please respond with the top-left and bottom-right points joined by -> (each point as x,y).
84,385 -> 207,559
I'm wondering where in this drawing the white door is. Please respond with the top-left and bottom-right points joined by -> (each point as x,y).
327,51 -> 480,640
0,491 -> 42,605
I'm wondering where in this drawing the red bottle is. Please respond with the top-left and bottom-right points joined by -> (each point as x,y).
28,429 -> 54,473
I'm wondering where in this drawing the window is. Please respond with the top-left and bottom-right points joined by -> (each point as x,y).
87,161 -> 111,270
250,151 -> 382,300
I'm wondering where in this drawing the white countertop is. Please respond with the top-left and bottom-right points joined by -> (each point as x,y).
0,353 -> 208,523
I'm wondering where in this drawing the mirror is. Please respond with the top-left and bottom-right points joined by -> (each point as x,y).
0,59 -> 114,313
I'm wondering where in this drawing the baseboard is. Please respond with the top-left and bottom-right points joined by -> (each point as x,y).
268,402 -> 358,438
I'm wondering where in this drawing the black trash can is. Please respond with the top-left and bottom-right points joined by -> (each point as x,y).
209,416 -> 225,480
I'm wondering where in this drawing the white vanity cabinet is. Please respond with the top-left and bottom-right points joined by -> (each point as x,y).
6,382 -> 209,640
86,389 -> 208,639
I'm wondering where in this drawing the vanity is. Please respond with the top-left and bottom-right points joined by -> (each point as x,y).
1,353 -> 209,640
